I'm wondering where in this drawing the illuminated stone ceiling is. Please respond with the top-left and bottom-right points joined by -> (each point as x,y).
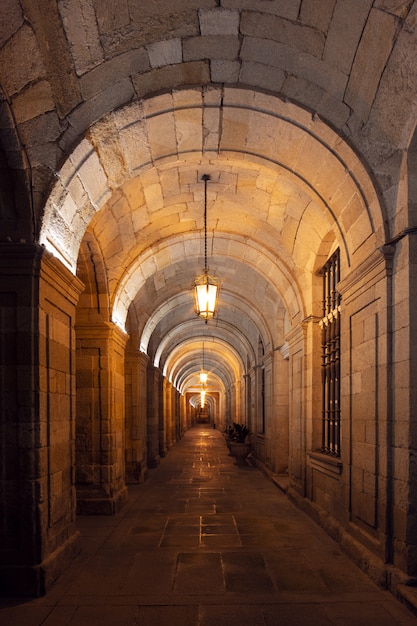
1,1 -> 416,399
68,88 -> 380,394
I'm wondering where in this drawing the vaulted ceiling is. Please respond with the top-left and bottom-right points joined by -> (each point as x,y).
1,1 -> 416,399
69,89 -> 381,395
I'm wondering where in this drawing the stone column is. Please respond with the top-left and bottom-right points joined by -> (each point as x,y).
180,393 -> 187,434
253,364 -> 264,434
174,387 -> 181,441
147,364 -> 161,467
167,382 -> 179,445
230,382 -> 237,423
0,244 -> 83,596
251,364 -> 265,463
243,373 -> 251,429
164,379 -> 174,448
225,387 -> 232,424
157,372 -> 165,457
407,233 -> 417,577
75,322 -> 128,514
249,367 -> 256,431
125,347 -> 149,483
261,353 -> 273,469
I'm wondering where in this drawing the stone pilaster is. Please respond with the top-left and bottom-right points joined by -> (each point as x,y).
164,378 -> 174,449
300,316 -> 323,455
337,248 -> 392,570
147,364 -> 162,467
272,348 -> 290,475
0,244 -> 83,596
180,393 -> 188,434
173,386 -> 181,441
242,373 -> 250,428
125,347 -> 149,483
249,367 -> 256,432
285,323 -> 307,495
75,322 -> 128,514
164,380 -> 181,447
407,233 -> 417,577
348,228 -> 417,581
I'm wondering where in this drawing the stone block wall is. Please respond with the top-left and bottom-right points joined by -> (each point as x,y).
298,247 -> 417,584
125,348 -> 149,483
75,322 -> 128,514
284,244 -> 417,587
338,250 -> 391,565
286,324 -> 306,494
147,364 -> 162,467
0,245 -> 83,596
391,235 -> 417,576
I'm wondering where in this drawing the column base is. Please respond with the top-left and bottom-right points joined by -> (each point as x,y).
77,486 -> 128,515
0,531 -> 80,597
147,454 -> 161,469
126,460 -> 148,484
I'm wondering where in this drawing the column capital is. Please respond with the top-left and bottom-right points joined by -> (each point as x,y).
0,243 -> 84,300
75,320 -> 129,348
285,322 -> 306,349
337,247 -> 389,302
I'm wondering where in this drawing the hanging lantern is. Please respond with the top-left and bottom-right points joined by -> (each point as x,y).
194,174 -> 219,322
194,272 -> 218,322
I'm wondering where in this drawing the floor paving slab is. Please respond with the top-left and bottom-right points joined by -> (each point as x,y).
1,425 -> 417,625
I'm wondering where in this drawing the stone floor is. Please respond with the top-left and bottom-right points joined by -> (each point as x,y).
1,425 -> 417,626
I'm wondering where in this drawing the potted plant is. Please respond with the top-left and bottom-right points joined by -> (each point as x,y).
227,422 -> 251,462
223,425 -> 235,451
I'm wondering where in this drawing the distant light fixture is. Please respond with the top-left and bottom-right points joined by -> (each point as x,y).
199,343 -> 208,408
194,174 -> 219,322
200,389 -> 206,408
199,342 -> 208,384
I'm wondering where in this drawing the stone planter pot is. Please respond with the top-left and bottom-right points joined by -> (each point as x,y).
229,440 -> 251,463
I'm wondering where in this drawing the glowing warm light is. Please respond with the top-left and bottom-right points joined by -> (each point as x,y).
111,312 -> 128,334
195,274 -> 218,321
41,238 -> 75,273
193,174 -> 219,322
200,389 -> 206,407
200,370 -> 208,384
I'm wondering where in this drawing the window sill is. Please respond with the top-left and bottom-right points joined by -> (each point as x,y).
307,451 -> 343,476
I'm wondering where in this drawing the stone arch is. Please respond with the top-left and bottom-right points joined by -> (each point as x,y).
115,233 -> 299,338
76,231 -> 111,324
1,2 -> 416,250
404,124 -> 417,577
2,2 -> 417,600
39,89 -> 387,279
36,88 -> 390,536
0,94 -> 35,241
407,127 -> 417,227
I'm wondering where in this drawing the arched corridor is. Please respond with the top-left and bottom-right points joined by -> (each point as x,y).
2,425 -> 417,625
1,1 -> 417,619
